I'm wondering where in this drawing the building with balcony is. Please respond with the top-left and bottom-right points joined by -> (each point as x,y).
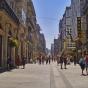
0,0 -> 38,68
71,0 -> 86,57
27,0 -> 38,60
71,0 -> 86,42
58,6 -> 77,56
0,0 -> 20,68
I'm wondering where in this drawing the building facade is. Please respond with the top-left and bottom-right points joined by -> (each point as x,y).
54,38 -> 59,57
0,0 -> 41,68
71,0 -> 86,58
0,0 -> 20,67
51,43 -> 54,57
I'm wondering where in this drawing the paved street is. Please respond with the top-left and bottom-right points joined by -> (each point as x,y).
0,63 -> 88,88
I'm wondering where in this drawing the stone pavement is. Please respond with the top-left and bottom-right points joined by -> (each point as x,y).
0,63 -> 88,88
0,64 -> 50,88
52,62 -> 88,88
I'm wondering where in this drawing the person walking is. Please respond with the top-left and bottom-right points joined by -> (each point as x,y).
39,55 -> 42,64
7,57 -> 12,70
57,56 -> 60,66
48,56 -> 51,64
41,56 -> 45,65
60,56 -> 64,69
22,56 -> 26,69
46,56 -> 48,64
74,55 -> 77,66
85,54 -> 88,75
63,55 -> 67,69
79,55 -> 86,75
15,55 -> 20,69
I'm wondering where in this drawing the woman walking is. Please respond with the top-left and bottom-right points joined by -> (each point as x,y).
79,55 -> 86,75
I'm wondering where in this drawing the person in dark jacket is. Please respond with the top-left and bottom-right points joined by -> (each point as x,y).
63,55 -> 67,69
22,56 -> 26,69
79,56 -> 86,75
7,57 -> 13,70
85,54 -> 88,75
60,56 -> 64,69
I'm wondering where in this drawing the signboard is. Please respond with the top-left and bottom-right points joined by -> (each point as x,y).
77,17 -> 82,38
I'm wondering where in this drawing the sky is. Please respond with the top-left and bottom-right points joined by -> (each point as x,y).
32,0 -> 71,49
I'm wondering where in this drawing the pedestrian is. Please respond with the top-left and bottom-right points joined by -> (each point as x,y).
74,55 -> 77,66
51,56 -> 54,62
60,56 -> 63,69
63,55 -> 67,69
41,56 -> 45,65
46,57 -> 48,64
22,56 -> 26,69
49,56 -> 51,64
15,55 -> 20,69
7,57 -> 12,70
39,55 -> 42,64
79,55 -> 86,75
85,54 -> 88,75
57,56 -> 60,66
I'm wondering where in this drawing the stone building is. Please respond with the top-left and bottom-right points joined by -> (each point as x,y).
54,38 -> 59,57
71,0 -> 86,43
58,6 -> 76,56
83,0 -> 88,52
71,0 -> 86,58
39,33 -> 46,55
27,0 -> 38,60
0,0 -> 38,68
0,0 -> 20,67
51,43 -> 54,57
59,19 -> 64,53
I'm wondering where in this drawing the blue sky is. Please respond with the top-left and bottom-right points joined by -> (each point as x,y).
32,0 -> 71,49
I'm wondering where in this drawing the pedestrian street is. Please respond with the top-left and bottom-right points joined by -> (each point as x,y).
0,63 -> 88,88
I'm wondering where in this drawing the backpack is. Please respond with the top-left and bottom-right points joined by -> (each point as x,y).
79,58 -> 85,66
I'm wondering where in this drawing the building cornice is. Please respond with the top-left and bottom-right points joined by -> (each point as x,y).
0,0 -> 20,25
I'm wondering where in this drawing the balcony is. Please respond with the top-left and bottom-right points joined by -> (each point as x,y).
27,17 -> 35,29
0,0 -> 20,25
